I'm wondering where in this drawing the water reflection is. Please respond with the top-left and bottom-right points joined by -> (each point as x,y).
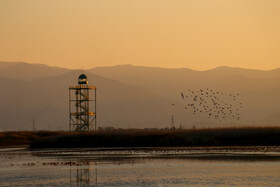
25,147 -> 280,186
69,161 -> 97,186
67,159 -> 142,186
2,147 -> 280,186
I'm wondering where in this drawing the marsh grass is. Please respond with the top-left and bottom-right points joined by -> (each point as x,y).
1,127 -> 280,148
0,131 -> 78,147
22,126 -> 280,149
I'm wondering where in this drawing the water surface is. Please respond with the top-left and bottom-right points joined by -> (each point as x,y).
1,147 -> 280,186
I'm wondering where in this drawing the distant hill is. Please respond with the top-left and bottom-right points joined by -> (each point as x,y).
0,62 -> 279,131
0,66 -> 172,130
89,65 -> 280,91
0,61 -> 69,81
89,65 -> 280,126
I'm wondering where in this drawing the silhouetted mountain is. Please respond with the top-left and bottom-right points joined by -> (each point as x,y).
0,62 -> 279,130
0,61 -> 69,81
89,65 -> 280,126
0,68 -> 171,130
0,61 -> 19,70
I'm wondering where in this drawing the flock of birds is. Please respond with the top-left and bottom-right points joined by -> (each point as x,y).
176,88 -> 243,122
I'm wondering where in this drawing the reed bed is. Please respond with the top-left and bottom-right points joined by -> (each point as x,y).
21,126 -> 280,149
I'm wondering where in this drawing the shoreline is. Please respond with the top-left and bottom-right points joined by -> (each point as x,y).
2,146 -> 280,162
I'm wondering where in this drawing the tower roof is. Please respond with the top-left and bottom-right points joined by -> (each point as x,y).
78,73 -> 88,84
79,74 -> 87,79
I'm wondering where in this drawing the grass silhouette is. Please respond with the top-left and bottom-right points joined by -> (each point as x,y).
1,127 -> 280,149
30,127 -> 280,149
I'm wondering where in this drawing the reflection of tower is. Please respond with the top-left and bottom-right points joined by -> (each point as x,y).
76,161 -> 90,186
69,74 -> 96,131
69,161 -> 98,186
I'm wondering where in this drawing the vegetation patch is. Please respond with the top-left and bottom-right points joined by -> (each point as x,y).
2,127 -> 280,149
25,127 -> 280,149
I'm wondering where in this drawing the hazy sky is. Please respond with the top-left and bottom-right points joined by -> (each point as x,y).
0,0 -> 280,70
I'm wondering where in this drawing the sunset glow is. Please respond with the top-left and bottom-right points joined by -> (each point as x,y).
0,0 -> 280,70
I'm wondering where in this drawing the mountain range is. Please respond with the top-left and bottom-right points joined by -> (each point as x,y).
0,61 -> 279,131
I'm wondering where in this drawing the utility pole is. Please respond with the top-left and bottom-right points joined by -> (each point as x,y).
32,118 -> 36,131
171,114 -> 174,129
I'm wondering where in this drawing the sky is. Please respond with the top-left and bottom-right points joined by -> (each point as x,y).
0,0 -> 280,70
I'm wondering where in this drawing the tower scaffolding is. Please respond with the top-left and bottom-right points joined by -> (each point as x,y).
69,74 -> 96,131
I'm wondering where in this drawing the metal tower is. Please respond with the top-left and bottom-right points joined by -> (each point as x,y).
69,74 -> 96,131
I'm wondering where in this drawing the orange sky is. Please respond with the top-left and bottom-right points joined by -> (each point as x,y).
0,0 -> 280,70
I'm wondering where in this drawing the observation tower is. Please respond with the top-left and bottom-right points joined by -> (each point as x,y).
69,74 -> 96,131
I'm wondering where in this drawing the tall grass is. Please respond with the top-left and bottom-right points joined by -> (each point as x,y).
1,127 -> 280,148
24,126 -> 280,149
0,131 -> 78,147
